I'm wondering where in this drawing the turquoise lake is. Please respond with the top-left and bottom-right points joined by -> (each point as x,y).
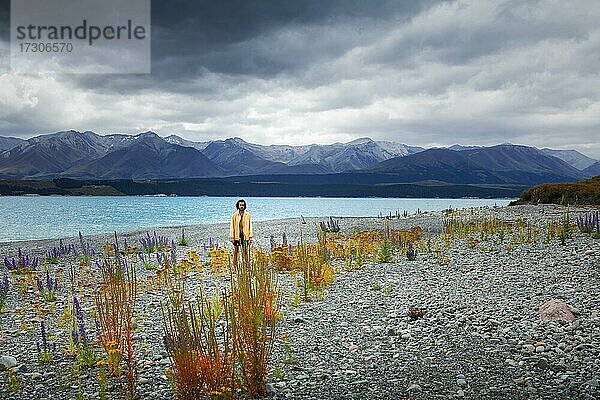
0,196 -> 512,242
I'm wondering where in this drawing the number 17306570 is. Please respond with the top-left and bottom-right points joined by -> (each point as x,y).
18,42 -> 73,52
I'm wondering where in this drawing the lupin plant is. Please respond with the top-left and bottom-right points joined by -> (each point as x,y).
171,239 -> 178,266
156,252 -> 169,269
45,239 -> 77,264
72,295 -> 97,367
406,243 -> 417,261
282,231 -> 288,247
138,251 -> 158,270
270,234 -> 276,252
178,228 -> 189,246
37,320 -> 56,364
0,271 -> 9,312
577,210 -> 600,237
36,270 -> 58,301
139,230 -> 170,253
319,216 -> 340,232
200,237 -> 219,253
78,231 -> 96,265
377,239 -> 393,263
4,247 -> 39,273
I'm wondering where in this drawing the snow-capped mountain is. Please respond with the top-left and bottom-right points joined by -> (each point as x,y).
0,130 -> 596,182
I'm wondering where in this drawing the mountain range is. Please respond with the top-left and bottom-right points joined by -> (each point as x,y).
0,130 -> 597,185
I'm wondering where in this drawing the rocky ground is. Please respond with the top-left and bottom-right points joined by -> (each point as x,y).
0,205 -> 599,399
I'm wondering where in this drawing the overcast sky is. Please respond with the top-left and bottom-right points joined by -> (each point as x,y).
1,0 -> 599,158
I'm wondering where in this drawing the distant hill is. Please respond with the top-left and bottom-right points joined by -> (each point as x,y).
583,161 -> 600,176
164,134 -> 210,151
511,176 -> 600,205
197,136 -> 415,174
369,145 -> 585,185
449,143 -> 597,171
62,132 -> 222,179
0,130 -> 113,178
201,138 -> 290,175
0,136 -> 26,151
0,131 -> 221,179
539,148 -> 597,170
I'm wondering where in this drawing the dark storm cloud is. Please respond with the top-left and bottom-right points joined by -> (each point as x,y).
67,0 -> 440,92
149,0 -> 435,75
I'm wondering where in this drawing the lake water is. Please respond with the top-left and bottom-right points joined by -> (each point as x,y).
0,196 -> 512,242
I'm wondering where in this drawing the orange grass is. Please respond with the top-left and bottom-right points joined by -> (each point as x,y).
95,250 -> 137,388
162,275 -> 234,399
229,246 -> 281,397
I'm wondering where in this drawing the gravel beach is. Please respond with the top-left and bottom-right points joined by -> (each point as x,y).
0,204 -> 599,400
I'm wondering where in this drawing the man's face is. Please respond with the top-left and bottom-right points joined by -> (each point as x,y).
239,202 -> 246,210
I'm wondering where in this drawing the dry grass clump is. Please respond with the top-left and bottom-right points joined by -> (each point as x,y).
162,244 -> 280,399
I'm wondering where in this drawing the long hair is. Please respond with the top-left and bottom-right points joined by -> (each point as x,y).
236,199 -> 246,210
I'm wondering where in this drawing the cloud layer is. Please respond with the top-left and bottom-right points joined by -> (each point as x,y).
1,0 -> 599,158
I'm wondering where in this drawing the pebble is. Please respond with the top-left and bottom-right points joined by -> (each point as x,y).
523,344 -> 535,353
0,355 -> 18,370
24,372 -> 43,379
407,383 -> 421,392
535,345 -> 545,353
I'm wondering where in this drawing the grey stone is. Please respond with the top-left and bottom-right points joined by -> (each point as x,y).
523,344 -> 535,353
536,358 -> 550,370
0,355 -> 18,369
24,372 -> 43,379
407,383 -> 421,392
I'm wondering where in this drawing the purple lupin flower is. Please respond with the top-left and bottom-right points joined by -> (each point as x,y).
73,296 -> 88,345
45,270 -> 52,291
171,239 -> 177,266
36,276 -> 44,292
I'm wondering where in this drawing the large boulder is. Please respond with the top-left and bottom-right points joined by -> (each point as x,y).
539,299 -> 576,321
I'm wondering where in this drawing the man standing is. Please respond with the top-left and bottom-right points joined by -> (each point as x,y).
230,199 -> 253,268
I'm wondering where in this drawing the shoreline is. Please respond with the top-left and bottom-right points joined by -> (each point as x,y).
0,203 -> 589,250
0,196 -> 512,243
